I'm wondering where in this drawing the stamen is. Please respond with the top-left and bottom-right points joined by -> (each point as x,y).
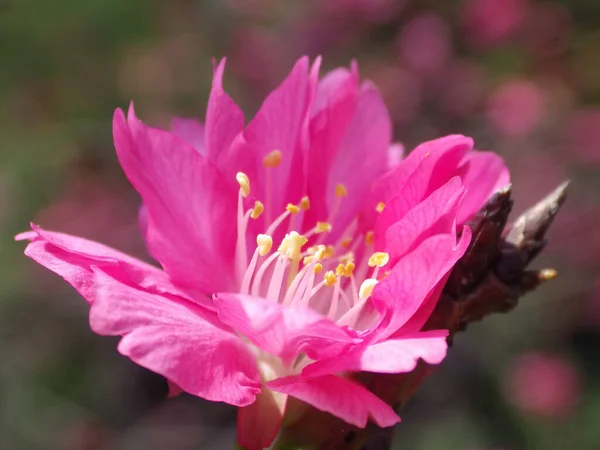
324,245 -> 335,259
240,247 -> 260,295
327,276 -> 341,319
344,261 -> 355,277
278,231 -> 308,261
335,183 -> 348,197
324,271 -> 337,286
236,172 -> 250,197
251,201 -> 264,219
286,204 -> 300,214
359,278 -> 378,300
313,263 -> 323,274
251,252 -> 280,297
299,196 -> 310,211
365,230 -> 375,245
263,150 -> 282,168
368,252 -> 390,268
257,234 -> 273,256
376,202 -> 386,213
315,222 -> 332,233
266,255 -> 287,301
340,237 -> 353,248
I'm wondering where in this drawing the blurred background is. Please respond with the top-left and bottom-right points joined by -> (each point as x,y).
1,0 -> 599,449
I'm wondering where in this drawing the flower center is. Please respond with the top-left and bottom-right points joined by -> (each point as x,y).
234,165 -> 389,329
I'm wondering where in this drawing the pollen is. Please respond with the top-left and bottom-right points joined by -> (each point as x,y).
236,172 -> 251,198
299,196 -> 310,211
335,263 -> 346,276
250,201 -> 264,219
359,278 -> 378,300
335,183 -> 348,197
315,222 -> 332,234
324,271 -> 337,286
263,150 -> 282,168
286,203 -> 300,214
368,252 -> 390,268
256,234 -> 273,256
376,202 -> 386,213
313,263 -> 323,274
278,231 -> 308,261
365,230 -> 374,245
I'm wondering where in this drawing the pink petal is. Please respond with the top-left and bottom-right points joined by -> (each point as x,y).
456,150 -> 511,223
114,106 -> 238,294
302,330 -> 449,377
371,228 -> 472,340
362,134 -> 472,231
267,374 -> 400,428
237,388 -> 287,450
16,225 -> 191,304
170,117 -> 206,155
375,176 -> 465,263
326,81 -> 392,241
233,57 -> 313,215
91,270 -> 261,406
306,64 -> 359,224
213,293 -> 357,363
204,58 -> 246,179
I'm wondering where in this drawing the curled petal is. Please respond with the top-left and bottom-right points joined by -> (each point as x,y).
267,374 -> 400,428
302,330 -> 449,377
91,271 -> 261,406
16,225 -> 190,304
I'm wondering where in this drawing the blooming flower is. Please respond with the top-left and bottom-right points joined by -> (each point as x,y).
17,57 -> 508,449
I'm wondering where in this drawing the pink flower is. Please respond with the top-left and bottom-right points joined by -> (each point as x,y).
504,353 -> 582,419
17,57 -> 509,449
487,79 -> 546,137
461,0 -> 530,47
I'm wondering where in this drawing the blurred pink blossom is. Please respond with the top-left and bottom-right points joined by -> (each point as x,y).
487,80 -> 546,137
438,60 -> 487,117
320,0 -> 405,24
523,2 -> 572,58
567,109 -> 600,164
462,0 -> 530,47
504,353 -> 582,419
397,14 -> 452,74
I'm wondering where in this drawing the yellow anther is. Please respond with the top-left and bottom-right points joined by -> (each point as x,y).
368,252 -> 390,268
324,271 -> 337,286
251,201 -> 264,219
379,270 -> 390,281
312,245 -> 327,261
263,150 -> 282,168
256,234 -> 273,256
365,230 -> 375,245
313,263 -> 323,274
299,196 -> 310,211
335,263 -> 346,276
341,237 -> 353,248
335,184 -> 348,197
286,203 -> 300,214
323,245 -> 335,259
359,278 -> 378,300
278,231 -> 308,261
303,256 -> 314,265
376,202 -> 386,213
236,172 -> 251,198
344,261 -> 355,277
339,251 -> 355,264
315,222 -> 332,234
